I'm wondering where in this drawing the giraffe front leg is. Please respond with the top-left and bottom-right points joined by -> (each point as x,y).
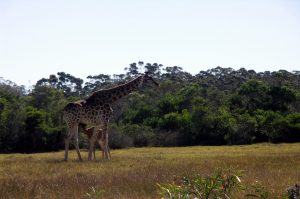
102,130 -> 110,160
97,129 -> 105,160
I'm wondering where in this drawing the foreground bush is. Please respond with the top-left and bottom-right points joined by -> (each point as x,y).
157,168 -> 293,199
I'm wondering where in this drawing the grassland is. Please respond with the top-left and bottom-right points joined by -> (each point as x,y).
0,143 -> 300,199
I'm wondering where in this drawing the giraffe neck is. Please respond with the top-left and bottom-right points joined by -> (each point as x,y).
107,75 -> 143,102
87,75 -> 144,104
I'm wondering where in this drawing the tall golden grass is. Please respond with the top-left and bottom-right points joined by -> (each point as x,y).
0,143 -> 299,198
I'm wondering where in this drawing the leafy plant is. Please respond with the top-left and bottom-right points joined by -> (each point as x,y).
158,167 -> 244,199
85,186 -> 104,199
157,168 -> 295,199
245,182 -> 270,199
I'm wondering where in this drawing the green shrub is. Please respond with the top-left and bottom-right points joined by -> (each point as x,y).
157,168 -> 290,199
157,167 -> 243,199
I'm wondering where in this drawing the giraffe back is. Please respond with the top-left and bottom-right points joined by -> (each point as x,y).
64,99 -> 112,128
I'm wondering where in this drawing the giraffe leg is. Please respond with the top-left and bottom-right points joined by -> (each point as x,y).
105,132 -> 111,160
106,128 -> 111,159
64,127 -> 74,161
64,136 -> 71,161
98,138 -> 105,160
98,129 -> 108,160
97,128 -> 108,160
93,144 -> 96,160
88,126 -> 99,161
99,131 -> 105,159
102,129 -> 110,160
73,125 -> 83,161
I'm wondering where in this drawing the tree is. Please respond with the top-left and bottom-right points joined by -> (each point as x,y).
236,80 -> 270,112
1,64 -> 300,152
143,62 -> 163,78
0,81 -> 26,152
162,66 -> 193,82
268,86 -> 297,112
36,72 -> 84,96
18,106 -> 60,152
124,62 -> 140,78
84,74 -> 112,93
225,113 -> 257,145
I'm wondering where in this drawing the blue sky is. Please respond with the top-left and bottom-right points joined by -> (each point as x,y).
0,0 -> 300,86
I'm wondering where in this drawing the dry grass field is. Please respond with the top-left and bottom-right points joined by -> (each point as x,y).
0,143 -> 299,199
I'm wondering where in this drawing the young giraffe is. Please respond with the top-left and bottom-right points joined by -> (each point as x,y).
80,124 -> 111,160
63,73 -> 159,161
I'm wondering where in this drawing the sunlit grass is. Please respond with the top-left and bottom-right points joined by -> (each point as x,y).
0,143 -> 299,198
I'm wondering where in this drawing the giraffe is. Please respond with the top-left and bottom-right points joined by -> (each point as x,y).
63,73 -> 159,161
80,124 -> 111,160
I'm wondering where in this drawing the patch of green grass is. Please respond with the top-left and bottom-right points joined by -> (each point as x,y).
0,143 -> 299,198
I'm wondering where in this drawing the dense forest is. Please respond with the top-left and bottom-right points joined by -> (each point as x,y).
1,62 -> 300,153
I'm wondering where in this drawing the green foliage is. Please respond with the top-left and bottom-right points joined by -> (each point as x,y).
158,93 -> 184,115
36,72 -> 84,96
17,106 -> 61,152
245,182 -> 270,199
226,113 -> 257,145
1,64 -> 300,152
120,124 -> 155,147
268,86 -> 297,112
158,111 -> 188,131
253,110 -> 300,143
158,168 -> 244,199
107,125 -> 133,149
158,168 -> 291,199
0,83 -> 26,152
237,80 -> 270,112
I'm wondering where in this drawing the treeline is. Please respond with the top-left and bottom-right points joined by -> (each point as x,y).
0,62 -> 300,152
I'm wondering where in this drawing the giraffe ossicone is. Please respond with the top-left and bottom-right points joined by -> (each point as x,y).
63,73 -> 159,161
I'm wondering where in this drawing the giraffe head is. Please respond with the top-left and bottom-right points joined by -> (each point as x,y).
141,72 -> 159,87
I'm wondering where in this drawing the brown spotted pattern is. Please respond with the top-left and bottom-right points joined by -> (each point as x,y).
63,73 -> 158,161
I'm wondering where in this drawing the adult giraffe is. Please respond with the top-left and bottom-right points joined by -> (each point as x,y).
63,73 -> 159,161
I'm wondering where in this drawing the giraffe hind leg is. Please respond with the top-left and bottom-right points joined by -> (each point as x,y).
93,144 -> 96,160
72,125 -> 83,161
64,128 -> 74,161
102,130 -> 110,160
97,130 -> 110,160
88,126 -> 100,161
